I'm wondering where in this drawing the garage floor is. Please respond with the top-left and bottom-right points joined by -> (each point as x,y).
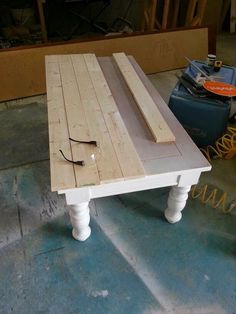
0,33 -> 236,314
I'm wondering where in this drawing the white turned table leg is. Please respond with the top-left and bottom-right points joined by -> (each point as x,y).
69,202 -> 91,241
164,186 -> 191,223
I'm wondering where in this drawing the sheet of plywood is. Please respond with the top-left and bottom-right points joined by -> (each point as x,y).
0,27 -> 208,101
58,55 -> 100,187
113,53 -> 175,143
70,54 -> 123,183
45,56 -> 76,191
81,53 -> 145,179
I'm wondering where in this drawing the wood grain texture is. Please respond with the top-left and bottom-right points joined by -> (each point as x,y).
162,0 -> 170,29
45,56 -> 76,191
58,55 -> 100,187
82,53 -> 145,179
46,54 -> 210,192
0,28 -> 208,101
37,0 -> 47,43
46,53 -> 146,190
113,53 -> 175,143
171,0 -> 180,28
70,54 -> 123,183
185,0 -> 198,26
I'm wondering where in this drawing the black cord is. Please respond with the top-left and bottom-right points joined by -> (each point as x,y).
69,137 -> 98,146
59,150 -> 85,166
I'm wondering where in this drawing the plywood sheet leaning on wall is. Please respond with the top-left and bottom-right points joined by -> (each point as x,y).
0,27 -> 208,102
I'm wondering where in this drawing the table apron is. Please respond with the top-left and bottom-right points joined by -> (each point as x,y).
60,170 -> 202,205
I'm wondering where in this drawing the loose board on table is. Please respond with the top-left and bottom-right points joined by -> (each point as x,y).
113,53 -> 175,143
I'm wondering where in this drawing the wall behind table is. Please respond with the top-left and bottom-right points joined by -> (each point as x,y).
0,27 -> 208,102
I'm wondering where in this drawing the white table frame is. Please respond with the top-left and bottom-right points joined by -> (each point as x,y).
60,170 -> 202,241
56,56 -> 211,241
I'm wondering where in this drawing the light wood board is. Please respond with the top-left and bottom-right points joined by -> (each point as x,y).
82,54 -> 145,179
0,27 -> 208,102
45,57 -> 76,191
45,54 -> 145,191
70,54 -> 123,184
58,55 -> 101,187
113,53 -> 175,143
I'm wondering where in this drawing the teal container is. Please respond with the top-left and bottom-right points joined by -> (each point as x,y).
168,61 -> 235,147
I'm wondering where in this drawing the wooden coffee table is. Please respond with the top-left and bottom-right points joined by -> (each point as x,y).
45,53 -> 211,242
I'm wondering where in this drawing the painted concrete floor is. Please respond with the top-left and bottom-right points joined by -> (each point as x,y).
0,158 -> 236,314
0,34 -> 236,314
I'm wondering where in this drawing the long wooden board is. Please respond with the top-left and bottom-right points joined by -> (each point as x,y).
58,55 -> 101,187
113,53 -> 175,143
0,27 -> 208,102
70,54 -> 123,183
45,57 -> 76,191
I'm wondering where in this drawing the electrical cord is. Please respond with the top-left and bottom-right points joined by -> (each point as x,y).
191,184 -> 236,214
200,127 -> 236,162
191,126 -> 236,213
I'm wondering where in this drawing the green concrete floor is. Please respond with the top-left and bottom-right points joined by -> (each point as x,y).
0,33 -> 236,314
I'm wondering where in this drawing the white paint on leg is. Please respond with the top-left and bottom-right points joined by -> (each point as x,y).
165,186 -> 191,223
69,202 -> 91,241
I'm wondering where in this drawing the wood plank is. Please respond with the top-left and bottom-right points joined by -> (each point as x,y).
81,53 -> 145,179
100,57 -> 179,161
171,0 -> 180,28
149,0 -> 157,30
196,0 -> 207,26
162,0 -> 170,29
37,0 -> 48,43
70,54 -> 123,183
113,53 -> 175,143
58,55 -> 100,187
0,27 -> 208,101
45,56 -> 76,191
185,0 -> 197,26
